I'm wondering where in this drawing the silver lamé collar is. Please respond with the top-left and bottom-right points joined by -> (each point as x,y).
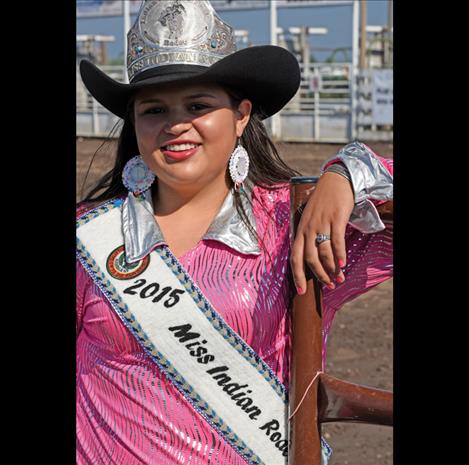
122,181 -> 261,263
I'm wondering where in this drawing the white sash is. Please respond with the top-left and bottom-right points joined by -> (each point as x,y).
76,199 -> 290,465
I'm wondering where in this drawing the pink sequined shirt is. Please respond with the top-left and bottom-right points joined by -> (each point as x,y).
76,151 -> 393,465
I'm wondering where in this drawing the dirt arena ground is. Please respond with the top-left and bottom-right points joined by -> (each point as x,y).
77,137 -> 393,465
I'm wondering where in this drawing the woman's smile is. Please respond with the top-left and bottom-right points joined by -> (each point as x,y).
161,144 -> 201,162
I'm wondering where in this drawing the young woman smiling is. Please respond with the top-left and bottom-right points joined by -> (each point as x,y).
76,2 -> 393,464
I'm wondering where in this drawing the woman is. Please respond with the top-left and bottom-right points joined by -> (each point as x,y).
77,1 -> 393,464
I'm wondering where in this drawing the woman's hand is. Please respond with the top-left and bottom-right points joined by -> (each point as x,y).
290,171 -> 355,294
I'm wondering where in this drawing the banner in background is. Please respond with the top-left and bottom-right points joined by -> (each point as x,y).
372,69 -> 393,125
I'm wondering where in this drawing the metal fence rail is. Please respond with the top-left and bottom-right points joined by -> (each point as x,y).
77,65 -> 123,137
281,63 -> 351,142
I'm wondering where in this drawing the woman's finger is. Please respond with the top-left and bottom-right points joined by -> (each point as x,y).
290,234 -> 307,295
316,239 -> 337,278
304,235 -> 335,289
331,223 -> 347,283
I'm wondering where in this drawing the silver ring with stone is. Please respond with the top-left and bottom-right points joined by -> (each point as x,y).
315,233 -> 331,245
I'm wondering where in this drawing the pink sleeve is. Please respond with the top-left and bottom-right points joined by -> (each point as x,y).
320,150 -> 393,366
320,221 -> 393,366
76,259 -> 90,336
76,201 -> 96,337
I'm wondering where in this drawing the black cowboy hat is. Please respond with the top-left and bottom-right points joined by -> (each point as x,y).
79,44 -> 301,120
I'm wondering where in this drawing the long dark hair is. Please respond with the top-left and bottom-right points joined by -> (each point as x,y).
81,84 -> 301,257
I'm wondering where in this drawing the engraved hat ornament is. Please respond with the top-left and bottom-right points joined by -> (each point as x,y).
79,0 -> 301,120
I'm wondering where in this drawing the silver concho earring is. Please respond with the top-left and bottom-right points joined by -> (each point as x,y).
122,155 -> 156,195
229,141 -> 249,192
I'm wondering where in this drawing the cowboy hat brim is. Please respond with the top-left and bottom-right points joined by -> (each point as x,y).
79,45 -> 301,120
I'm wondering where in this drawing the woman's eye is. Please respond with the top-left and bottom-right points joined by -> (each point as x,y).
141,103 -> 208,115
189,103 -> 209,111
144,107 -> 163,114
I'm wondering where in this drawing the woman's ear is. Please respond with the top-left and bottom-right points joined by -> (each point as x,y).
236,99 -> 252,138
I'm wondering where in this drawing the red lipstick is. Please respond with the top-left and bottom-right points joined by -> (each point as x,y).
161,145 -> 200,161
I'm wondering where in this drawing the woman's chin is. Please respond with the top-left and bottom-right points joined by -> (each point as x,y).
158,168 -> 209,187
153,155 -> 228,189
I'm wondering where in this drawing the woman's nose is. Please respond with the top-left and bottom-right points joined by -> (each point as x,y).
164,116 -> 192,134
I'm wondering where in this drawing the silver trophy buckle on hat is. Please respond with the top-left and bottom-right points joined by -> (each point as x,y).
127,0 -> 237,82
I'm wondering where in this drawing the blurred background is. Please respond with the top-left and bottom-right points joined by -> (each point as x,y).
76,2 -> 393,464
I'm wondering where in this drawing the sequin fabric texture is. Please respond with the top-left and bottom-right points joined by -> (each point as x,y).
76,157 -> 393,465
